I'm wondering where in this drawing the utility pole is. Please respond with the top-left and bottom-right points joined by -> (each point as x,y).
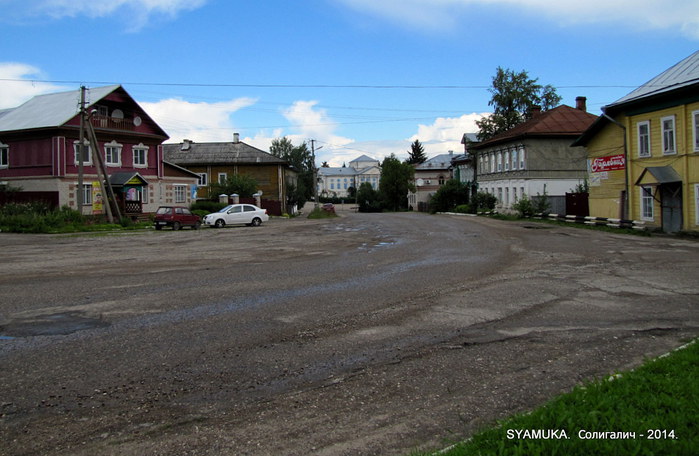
310,139 -> 322,210
77,86 -> 86,210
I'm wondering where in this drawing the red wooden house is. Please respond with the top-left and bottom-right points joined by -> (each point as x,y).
0,85 -> 198,216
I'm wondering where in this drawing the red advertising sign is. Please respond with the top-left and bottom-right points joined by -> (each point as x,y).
590,154 -> 625,172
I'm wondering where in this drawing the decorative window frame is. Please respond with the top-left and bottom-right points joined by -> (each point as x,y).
637,120 -> 651,158
692,110 -> 699,153
73,140 -> 92,166
132,143 -> 149,168
104,140 -> 122,167
661,115 -> 676,155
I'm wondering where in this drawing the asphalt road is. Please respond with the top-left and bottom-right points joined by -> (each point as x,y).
1,211 -> 697,455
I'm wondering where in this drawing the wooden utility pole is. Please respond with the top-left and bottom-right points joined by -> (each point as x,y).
86,117 -> 121,223
311,139 -> 321,211
77,86 -> 86,210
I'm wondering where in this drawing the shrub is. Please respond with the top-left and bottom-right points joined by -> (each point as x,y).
472,191 -> 497,211
428,179 -> 470,213
191,200 -> 227,213
512,195 -> 535,218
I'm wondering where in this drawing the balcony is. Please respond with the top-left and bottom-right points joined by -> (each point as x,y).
90,114 -> 135,131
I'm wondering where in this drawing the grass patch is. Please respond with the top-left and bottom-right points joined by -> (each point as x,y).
420,340 -> 698,455
307,207 -> 339,219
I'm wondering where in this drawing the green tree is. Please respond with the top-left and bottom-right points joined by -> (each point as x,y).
270,137 -> 315,208
356,182 -> 381,212
429,179 -> 470,213
476,67 -> 561,141
379,154 -> 415,211
406,139 -> 427,164
211,174 -> 258,197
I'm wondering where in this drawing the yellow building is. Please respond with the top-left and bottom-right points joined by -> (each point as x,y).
574,50 -> 699,233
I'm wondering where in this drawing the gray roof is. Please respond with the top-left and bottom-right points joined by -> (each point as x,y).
163,141 -> 287,166
608,50 -> 699,108
319,167 -> 360,176
0,85 -> 120,132
349,154 -> 378,164
415,153 -> 455,170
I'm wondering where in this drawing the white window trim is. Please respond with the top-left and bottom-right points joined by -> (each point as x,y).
104,140 -> 123,167
637,120 -> 651,158
0,142 -> 8,168
661,115 -> 676,155
640,186 -> 654,221
132,143 -> 149,168
197,173 -> 208,186
73,140 -> 93,166
75,182 -> 93,205
218,172 -> 228,184
174,184 -> 187,203
695,184 -> 699,225
692,110 -> 699,153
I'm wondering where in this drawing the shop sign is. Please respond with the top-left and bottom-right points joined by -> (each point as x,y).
590,154 -> 625,173
92,181 -> 103,214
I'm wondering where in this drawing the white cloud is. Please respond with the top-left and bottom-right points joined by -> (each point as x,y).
281,100 -> 355,165
0,63 -> 65,109
141,97 -> 258,143
410,113 -> 485,156
334,0 -> 699,39
4,0 -> 208,30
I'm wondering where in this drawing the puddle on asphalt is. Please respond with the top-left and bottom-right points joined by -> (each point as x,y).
0,311 -> 110,338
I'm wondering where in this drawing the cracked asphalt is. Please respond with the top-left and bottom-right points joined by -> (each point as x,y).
1,210 -> 697,455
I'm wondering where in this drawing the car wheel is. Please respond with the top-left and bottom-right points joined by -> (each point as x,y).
193,221 -> 201,230
173,221 -> 181,231
155,224 -> 162,230
214,219 -> 225,228
251,217 -> 262,227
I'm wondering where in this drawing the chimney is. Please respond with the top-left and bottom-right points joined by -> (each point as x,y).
233,133 -> 240,143
576,96 -> 587,111
181,139 -> 192,151
530,105 -> 542,117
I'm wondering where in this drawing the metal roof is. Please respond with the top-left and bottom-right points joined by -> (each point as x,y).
0,85 -> 120,132
609,50 -> 699,108
162,141 -> 287,166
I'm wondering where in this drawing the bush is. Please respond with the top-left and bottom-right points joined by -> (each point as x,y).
0,204 -> 85,233
191,200 -> 227,213
428,179 -> 470,213
472,191 -> 497,211
512,194 -> 535,218
454,204 -> 473,214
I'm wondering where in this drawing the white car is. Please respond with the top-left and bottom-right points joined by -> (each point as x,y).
203,204 -> 269,228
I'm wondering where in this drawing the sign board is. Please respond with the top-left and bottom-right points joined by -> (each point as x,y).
92,181 -> 103,214
590,154 -> 625,173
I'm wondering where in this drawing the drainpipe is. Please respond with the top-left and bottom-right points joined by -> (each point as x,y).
601,108 -> 629,220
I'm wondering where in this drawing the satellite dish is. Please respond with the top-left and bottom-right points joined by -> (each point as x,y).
111,109 -> 124,119
133,116 -> 142,126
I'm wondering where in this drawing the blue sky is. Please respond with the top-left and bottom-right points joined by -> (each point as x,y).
1,0 -> 698,166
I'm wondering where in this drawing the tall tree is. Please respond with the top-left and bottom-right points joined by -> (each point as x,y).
406,139 -> 427,164
270,137 -> 315,208
476,67 -> 561,141
379,154 -> 415,211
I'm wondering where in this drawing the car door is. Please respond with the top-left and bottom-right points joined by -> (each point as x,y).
242,205 -> 257,224
225,205 -> 245,225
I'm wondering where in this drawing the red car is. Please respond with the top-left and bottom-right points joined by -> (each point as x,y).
154,206 -> 201,230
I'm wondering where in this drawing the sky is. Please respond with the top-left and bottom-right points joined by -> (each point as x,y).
0,0 -> 698,166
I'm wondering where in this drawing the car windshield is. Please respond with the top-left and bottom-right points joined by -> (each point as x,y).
218,205 -> 234,213
156,207 -> 171,215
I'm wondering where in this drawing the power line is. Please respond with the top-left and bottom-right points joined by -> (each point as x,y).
0,77 -> 640,90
